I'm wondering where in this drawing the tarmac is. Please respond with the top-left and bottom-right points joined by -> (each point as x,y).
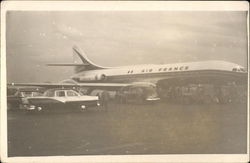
7,102 -> 247,156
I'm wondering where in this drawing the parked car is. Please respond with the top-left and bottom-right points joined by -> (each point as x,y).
7,87 -> 44,110
24,88 -> 100,112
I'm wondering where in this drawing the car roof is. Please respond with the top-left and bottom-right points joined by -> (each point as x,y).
46,88 -> 77,91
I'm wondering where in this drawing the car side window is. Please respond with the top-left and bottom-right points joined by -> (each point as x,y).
56,91 -> 65,97
45,91 -> 54,97
67,91 -> 79,97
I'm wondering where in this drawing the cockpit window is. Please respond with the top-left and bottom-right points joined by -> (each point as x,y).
232,68 -> 237,71
232,67 -> 245,72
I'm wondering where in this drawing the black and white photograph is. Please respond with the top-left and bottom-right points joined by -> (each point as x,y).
1,1 -> 249,163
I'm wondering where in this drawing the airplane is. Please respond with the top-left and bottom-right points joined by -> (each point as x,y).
9,45 -> 247,93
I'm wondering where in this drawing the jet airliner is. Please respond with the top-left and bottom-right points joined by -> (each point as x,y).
10,46 -> 247,90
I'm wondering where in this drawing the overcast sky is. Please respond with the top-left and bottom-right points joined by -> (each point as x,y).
6,11 -> 247,82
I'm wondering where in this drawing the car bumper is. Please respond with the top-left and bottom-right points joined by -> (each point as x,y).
146,97 -> 160,101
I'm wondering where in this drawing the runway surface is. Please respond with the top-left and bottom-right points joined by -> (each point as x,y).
7,102 -> 247,156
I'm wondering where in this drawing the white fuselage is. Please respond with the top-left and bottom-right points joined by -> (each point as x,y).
71,60 -> 246,84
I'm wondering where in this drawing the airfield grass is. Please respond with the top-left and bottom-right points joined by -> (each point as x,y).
7,102 -> 247,156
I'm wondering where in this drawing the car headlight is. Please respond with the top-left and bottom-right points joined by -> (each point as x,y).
37,107 -> 42,111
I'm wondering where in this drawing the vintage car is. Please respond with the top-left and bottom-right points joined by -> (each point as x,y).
7,87 -> 44,110
116,84 -> 160,104
24,88 -> 100,112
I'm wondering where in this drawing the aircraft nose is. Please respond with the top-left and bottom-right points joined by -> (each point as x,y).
240,67 -> 247,72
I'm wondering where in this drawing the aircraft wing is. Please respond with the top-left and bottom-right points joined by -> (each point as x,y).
8,82 -> 130,90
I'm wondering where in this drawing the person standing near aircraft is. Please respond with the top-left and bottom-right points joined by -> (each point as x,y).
100,90 -> 110,112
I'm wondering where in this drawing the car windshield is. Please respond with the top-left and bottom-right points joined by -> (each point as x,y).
77,91 -> 84,96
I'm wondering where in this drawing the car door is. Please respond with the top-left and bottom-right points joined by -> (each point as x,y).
55,90 -> 67,103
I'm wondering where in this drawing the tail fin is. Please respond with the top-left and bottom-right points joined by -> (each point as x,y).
72,46 -> 104,70
47,46 -> 106,73
72,46 -> 106,72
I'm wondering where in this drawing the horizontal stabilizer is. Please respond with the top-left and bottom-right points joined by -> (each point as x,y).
46,45 -> 108,72
47,63 -> 89,66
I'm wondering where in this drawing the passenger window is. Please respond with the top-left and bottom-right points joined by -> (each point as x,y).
163,68 -> 167,71
67,91 -> 78,97
158,68 -> 162,71
56,91 -> 65,97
